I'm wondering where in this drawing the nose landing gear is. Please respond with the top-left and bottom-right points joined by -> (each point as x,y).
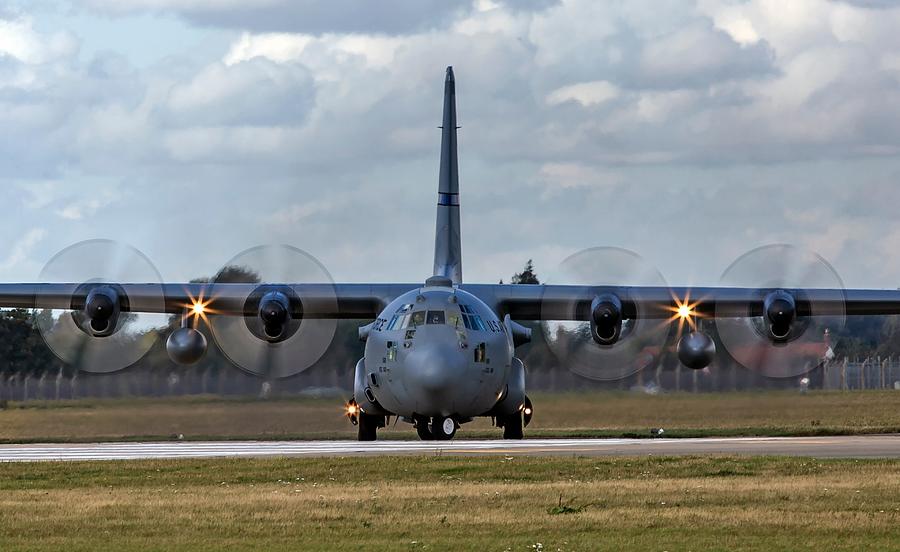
414,415 -> 457,440
433,416 -> 457,440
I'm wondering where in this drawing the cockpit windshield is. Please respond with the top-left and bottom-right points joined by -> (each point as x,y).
410,311 -> 426,327
385,305 -> 491,332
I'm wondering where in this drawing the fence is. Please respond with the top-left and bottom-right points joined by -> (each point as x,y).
3,354 -> 899,404
823,357 -> 900,391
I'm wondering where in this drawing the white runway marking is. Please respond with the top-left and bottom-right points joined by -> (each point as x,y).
1,436 -> 900,462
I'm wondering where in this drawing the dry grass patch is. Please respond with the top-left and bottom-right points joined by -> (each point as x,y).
1,456 -> 899,551
2,390 -> 900,443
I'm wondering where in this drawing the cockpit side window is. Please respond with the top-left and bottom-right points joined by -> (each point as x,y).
460,304 -> 487,332
426,310 -> 445,325
387,313 -> 411,331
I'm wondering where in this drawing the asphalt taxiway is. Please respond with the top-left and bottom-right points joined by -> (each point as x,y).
1,435 -> 899,462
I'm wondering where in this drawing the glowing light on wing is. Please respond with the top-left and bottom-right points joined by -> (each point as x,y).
181,288 -> 218,328
665,290 -> 705,335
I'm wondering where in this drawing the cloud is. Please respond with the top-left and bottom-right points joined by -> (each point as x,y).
637,21 -> 776,89
3,1 -> 900,290
76,0 -> 469,34
0,16 -> 78,64
0,228 -> 47,276
164,59 -> 315,126
546,81 -> 619,107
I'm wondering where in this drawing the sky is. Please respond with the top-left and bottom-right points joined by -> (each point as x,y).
1,0 -> 900,289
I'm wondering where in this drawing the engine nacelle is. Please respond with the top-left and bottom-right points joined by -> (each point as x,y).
167,327 -> 208,365
677,331 -> 716,370
71,285 -> 123,338
590,294 -> 623,345
242,285 -> 303,343
763,290 -> 796,342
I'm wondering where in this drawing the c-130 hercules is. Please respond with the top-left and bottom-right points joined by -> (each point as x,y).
7,67 -> 900,441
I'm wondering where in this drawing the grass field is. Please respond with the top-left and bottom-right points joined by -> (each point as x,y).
1,455 -> 899,551
2,389 -> 900,443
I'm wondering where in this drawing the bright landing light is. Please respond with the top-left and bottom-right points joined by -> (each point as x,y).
192,302 -> 206,316
666,293 -> 703,333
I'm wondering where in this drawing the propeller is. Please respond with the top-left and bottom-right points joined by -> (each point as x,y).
714,244 -> 846,378
540,247 -> 670,381
207,245 -> 338,379
33,239 -> 168,373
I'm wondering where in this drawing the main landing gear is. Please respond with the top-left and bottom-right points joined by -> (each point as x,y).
347,398 -> 386,441
499,411 -> 523,440
496,395 -> 532,440
414,415 -> 457,440
357,412 -> 385,441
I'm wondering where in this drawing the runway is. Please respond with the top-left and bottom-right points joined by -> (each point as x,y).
1,435 -> 900,462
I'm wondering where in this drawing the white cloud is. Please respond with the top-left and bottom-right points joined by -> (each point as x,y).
165,59 -> 314,126
0,17 -> 77,64
0,228 -> 47,276
546,81 -> 619,107
224,33 -> 312,66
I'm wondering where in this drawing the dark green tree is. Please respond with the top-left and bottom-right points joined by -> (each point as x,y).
511,259 -> 540,285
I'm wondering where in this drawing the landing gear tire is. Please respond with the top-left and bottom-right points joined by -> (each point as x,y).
432,416 -> 457,440
358,413 -> 380,441
501,411 -> 524,440
415,416 -> 434,441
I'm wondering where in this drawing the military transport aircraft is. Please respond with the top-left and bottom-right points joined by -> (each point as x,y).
4,67 -> 900,441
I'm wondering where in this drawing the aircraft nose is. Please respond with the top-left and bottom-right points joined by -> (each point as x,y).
405,343 -> 467,410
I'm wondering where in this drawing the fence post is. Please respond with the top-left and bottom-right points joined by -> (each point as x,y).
860,358 -> 867,390
841,357 -> 848,391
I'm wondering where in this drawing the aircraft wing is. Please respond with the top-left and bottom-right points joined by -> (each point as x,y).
463,283 -> 900,380
7,282 -> 900,320
8,280 -> 899,379
0,282 -> 419,319
462,284 -> 900,319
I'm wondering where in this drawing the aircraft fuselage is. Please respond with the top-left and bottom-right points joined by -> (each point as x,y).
356,283 -> 525,424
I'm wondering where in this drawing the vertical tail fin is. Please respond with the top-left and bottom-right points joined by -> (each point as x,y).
433,66 -> 463,284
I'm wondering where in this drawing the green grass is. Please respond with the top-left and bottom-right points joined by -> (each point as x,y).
1,455 -> 899,551
2,390 -> 900,443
